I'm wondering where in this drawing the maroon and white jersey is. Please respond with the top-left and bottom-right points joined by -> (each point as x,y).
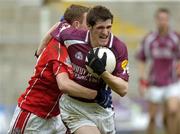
51,22 -> 129,101
18,38 -> 73,119
136,31 -> 180,87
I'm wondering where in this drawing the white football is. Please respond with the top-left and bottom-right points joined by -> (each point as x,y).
86,47 -> 116,77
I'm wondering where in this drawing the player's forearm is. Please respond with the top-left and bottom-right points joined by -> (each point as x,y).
63,79 -> 97,99
56,73 -> 97,99
37,22 -> 60,56
138,61 -> 146,79
176,60 -> 180,76
101,71 -> 128,97
37,34 -> 52,56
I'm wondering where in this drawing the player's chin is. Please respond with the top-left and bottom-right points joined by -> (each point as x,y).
100,43 -> 108,47
98,41 -> 108,47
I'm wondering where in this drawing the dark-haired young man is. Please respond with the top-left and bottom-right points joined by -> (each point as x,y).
51,5 -> 129,134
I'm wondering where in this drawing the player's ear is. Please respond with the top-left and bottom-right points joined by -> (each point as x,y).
72,21 -> 80,29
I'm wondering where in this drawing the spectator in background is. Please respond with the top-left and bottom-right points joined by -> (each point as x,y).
136,8 -> 180,134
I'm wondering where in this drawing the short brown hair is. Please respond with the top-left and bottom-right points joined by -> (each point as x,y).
87,5 -> 113,27
155,8 -> 170,17
64,4 -> 89,24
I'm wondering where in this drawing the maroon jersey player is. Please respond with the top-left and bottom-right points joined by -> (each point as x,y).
136,8 -> 180,134
51,5 -> 129,134
8,5 -> 97,134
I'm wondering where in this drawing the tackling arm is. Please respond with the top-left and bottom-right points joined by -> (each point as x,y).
176,40 -> 180,77
137,60 -> 149,95
56,72 -> 97,100
36,22 -> 60,56
176,60 -> 180,77
138,60 -> 146,79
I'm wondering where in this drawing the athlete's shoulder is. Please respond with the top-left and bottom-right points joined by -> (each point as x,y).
169,30 -> 180,36
111,35 -> 128,57
143,31 -> 157,40
168,30 -> 180,43
113,35 -> 126,45
140,31 -> 158,47
112,35 -> 127,50
37,38 -> 60,64
52,21 -> 87,41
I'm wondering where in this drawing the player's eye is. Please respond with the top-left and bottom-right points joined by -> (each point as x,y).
96,26 -> 105,30
106,26 -> 112,29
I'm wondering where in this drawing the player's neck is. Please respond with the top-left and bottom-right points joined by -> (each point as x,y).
90,34 -> 99,48
158,27 -> 169,36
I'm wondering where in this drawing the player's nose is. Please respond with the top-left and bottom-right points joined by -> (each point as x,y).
101,28 -> 109,36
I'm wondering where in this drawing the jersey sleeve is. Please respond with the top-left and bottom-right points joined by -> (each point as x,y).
136,32 -> 156,62
136,38 -> 147,62
112,40 -> 129,81
52,61 -> 74,79
46,38 -> 74,78
46,38 -> 72,65
175,32 -> 180,59
50,21 -> 85,48
51,21 -> 75,44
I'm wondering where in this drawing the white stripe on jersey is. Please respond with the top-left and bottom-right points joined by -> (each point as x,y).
109,33 -> 114,48
55,65 -> 62,76
64,40 -> 86,48
19,78 -> 39,108
64,32 -> 114,49
40,63 -> 48,77
169,32 -> 179,45
45,93 -> 61,119
85,30 -> 89,42
144,32 -> 157,58
20,58 -> 50,108
54,43 -> 62,76
41,42 -> 62,118
57,24 -> 71,39
57,43 -> 61,61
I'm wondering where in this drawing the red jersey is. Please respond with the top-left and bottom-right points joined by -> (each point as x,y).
18,38 -> 73,119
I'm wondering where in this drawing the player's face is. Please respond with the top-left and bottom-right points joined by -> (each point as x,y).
90,19 -> 112,47
79,13 -> 88,30
156,12 -> 169,30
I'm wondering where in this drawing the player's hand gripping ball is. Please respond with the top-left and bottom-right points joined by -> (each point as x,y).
85,47 -> 116,77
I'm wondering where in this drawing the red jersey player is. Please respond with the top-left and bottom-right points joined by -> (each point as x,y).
8,5 -> 97,134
